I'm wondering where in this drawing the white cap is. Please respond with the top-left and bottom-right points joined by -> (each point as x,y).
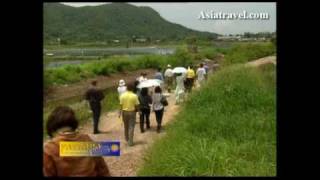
119,79 -> 125,86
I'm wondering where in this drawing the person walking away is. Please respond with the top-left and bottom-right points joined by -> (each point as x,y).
117,79 -> 127,99
152,86 -> 167,133
43,106 -> 110,177
164,64 -> 174,93
154,67 -> 164,81
138,87 -> 152,133
175,73 -> 185,104
85,80 -> 105,134
119,83 -> 140,146
196,63 -> 207,88
185,65 -> 195,93
203,62 -> 209,80
133,80 -> 140,95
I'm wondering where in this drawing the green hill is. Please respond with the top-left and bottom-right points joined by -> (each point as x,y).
43,3 -> 218,44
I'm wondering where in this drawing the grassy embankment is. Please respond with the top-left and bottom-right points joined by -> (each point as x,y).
137,43 -> 276,176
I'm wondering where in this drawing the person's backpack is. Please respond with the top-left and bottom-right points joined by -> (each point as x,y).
160,95 -> 168,106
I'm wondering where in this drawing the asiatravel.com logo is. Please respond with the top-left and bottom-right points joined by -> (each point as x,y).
198,10 -> 270,20
60,141 -> 120,157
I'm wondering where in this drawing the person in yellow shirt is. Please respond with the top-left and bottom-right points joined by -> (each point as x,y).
185,65 -> 195,93
119,83 -> 140,146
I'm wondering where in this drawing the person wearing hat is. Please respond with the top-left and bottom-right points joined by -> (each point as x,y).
164,64 -> 174,93
117,79 -> 127,99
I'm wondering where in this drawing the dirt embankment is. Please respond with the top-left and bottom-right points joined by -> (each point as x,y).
44,56 -> 222,103
246,56 -> 276,67
44,69 -> 157,102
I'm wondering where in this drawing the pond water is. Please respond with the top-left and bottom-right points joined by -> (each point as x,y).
45,60 -> 86,69
44,47 -> 175,69
44,47 -> 175,56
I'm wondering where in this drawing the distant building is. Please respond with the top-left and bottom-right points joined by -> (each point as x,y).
136,38 -> 147,43
217,35 -> 240,41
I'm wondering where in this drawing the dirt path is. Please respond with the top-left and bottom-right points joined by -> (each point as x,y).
246,56 -> 276,67
79,93 -> 180,176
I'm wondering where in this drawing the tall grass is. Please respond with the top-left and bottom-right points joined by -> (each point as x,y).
138,63 -> 276,176
222,42 -> 276,66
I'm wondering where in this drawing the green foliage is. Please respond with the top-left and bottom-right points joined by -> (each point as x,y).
171,48 -> 193,67
138,64 -> 276,176
198,47 -> 218,59
223,42 -> 276,66
44,48 -> 198,87
270,37 -> 276,46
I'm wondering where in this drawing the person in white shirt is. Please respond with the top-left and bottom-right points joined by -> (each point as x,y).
152,86 -> 166,133
175,73 -> 186,104
137,72 -> 148,83
196,63 -> 207,87
117,79 -> 127,99
164,64 -> 174,93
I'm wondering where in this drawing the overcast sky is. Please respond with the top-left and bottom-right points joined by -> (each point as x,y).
61,2 -> 276,35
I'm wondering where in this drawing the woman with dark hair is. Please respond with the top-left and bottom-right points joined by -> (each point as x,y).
152,86 -> 167,133
43,106 -> 110,177
138,87 -> 152,133
133,80 -> 140,95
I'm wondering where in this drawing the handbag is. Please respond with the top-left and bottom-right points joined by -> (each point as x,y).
160,95 -> 168,106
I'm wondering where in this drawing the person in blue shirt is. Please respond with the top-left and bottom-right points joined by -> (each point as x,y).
154,67 -> 164,81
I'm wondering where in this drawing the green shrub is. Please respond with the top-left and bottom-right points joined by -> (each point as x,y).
223,43 -> 275,66
199,47 -> 218,59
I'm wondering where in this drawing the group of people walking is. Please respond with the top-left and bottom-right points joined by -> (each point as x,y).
43,61 -> 209,177
163,62 -> 209,104
117,74 -> 168,146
